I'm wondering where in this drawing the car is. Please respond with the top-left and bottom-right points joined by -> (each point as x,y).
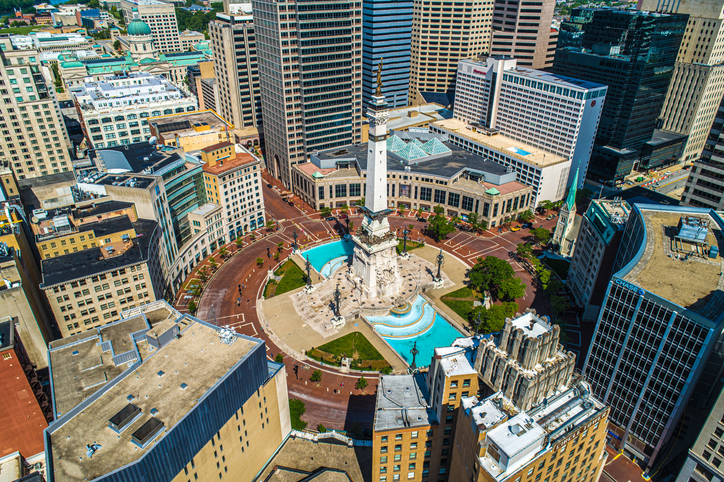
266,183 -> 272,188
511,225 -> 521,232
339,214 -> 348,219
522,223 -> 533,229
417,217 -> 426,222
326,216 -> 336,221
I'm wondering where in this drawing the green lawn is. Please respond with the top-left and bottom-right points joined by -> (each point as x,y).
289,399 -> 308,430
0,26 -> 43,34
441,286 -> 477,321
543,258 -> 570,280
317,332 -> 385,361
274,260 -> 307,296
395,239 -> 424,255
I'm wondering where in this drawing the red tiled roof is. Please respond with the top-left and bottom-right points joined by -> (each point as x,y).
0,348 -> 48,458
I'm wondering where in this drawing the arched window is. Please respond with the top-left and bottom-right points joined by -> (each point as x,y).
175,107 -> 184,113
163,109 -> 172,115
151,111 -> 161,117
186,106 -> 195,112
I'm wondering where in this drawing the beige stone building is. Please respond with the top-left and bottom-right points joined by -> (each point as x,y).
408,0 -> 495,106
640,0 -> 724,162
40,218 -> 163,337
489,0 -> 557,69
45,301 -> 291,481
0,38 -> 74,180
209,13 -> 263,138
292,133 -> 533,229
149,110 -> 234,152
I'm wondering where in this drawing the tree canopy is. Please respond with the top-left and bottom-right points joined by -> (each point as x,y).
531,227 -> 551,245
427,205 -> 455,241
470,302 -> 518,334
468,256 -> 525,301
518,209 -> 534,223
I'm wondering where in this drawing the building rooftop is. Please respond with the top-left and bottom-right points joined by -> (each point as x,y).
202,151 -> 258,176
479,382 -> 606,481
386,103 -> 453,131
375,374 -> 436,432
71,200 -> 136,221
78,213 -> 134,238
509,312 -> 552,338
149,110 -> 233,139
40,218 -> 157,287
86,141 -> 186,179
618,206 -> 724,319
46,302 -> 261,481
0,320 -> 48,459
431,119 -> 568,168
434,346 -> 477,378
595,199 -> 630,226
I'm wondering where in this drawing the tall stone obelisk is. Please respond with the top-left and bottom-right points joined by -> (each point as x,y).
350,61 -> 401,299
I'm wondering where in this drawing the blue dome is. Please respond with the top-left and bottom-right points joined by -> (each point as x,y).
127,19 -> 152,36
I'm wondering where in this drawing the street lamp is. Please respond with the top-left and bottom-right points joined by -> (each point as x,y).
435,249 -> 445,282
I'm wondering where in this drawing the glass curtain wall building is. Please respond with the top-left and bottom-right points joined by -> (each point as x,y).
253,0 -> 363,188
583,204 -> 724,469
362,0 -> 412,109
552,9 -> 687,185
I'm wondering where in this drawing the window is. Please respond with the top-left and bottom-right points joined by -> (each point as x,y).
420,187 -> 432,201
448,192 -> 460,207
335,184 -> 347,198
434,189 -> 446,204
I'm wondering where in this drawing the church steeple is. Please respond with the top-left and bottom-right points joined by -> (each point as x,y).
566,167 -> 579,211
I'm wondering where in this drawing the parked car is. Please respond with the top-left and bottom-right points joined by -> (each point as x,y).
417,217 -> 426,223
339,214 -> 348,219
326,216 -> 336,221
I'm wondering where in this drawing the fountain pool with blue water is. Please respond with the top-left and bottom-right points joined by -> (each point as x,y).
302,239 -> 355,277
367,295 -> 464,368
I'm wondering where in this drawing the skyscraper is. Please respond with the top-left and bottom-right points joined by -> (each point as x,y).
408,0 -> 494,107
489,0 -> 557,69
682,95 -> 724,210
639,0 -> 724,163
120,0 -> 181,52
552,8 -> 687,185
0,38 -> 73,180
675,385 -> 724,482
253,0 -> 363,188
583,204 -> 724,468
362,0 -> 412,109
209,12 -> 263,132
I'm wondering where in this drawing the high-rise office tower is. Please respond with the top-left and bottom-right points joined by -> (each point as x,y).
489,0 -> 556,69
0,38 -> 73,180
675,385 -> 724,482
682,96 -> 724,209
552,9 -> 687,185
209,12 -> 263,131
453,57 -> 606,184
639,0 -> 724,163
408,0 -> 494,107
120,0 -> 181,52
583,204 -> 724,468
253,0 -> 363,188
362,0 -> 412,109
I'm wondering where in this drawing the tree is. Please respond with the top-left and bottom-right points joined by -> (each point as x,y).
198,266 -> 210,283
470,305 -> 507,334
266,220 -> 275,231
256,257 -> 264,268
235,237 -> 243,247
310,369 -> 322,383
317,423 -> 327,433
208,257 -> 218,270
497,276 -> 526,301
408,224 -> 414,231
399,206 -> 406,216
273,251 -> 280,260
538,268 -> 552,289
551,294 -> 570,318
434,205 -> 445,215
531,227 -> 551,245
289,399 -> 308,430
113,39 -> 122,52
518,209 -> 534,223
274,353 -> 284,363
469,256 -> 515,293
355,376 -> 368,391
219,246 -> 228,258
428,206 -> 456,241
538,200 -> 554,214
357,196 -> 365,206
516,242 -> 533,260
467,212 -> 481,233
277,241 -> 284,252
187,299 -> 197,314
546,278 -> 563,296
320,206 -> 332,218
340,204 -> 349,214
